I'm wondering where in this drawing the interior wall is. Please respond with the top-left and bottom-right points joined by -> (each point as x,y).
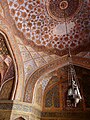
0,100 -> 41,120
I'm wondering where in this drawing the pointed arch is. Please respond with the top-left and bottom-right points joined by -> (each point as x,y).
15,117 -> 25,120
0,19 -> 24,101
24,55 -> 90,103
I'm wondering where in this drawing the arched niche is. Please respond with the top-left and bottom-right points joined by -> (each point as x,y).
0,26 -> 24,101
15,117 -> 25,120
0,32 -> 15,100
31,63 -> 90,112
42,65 -> 90,111
24,55 -> 90,103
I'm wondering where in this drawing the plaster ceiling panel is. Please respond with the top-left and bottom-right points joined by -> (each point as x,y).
34,57 -> 46,67
18,44 -> 28,52
25,45 -> 36,52
43,55 -> 55,63
30,51 -> 41,59
21,51 -> 32,62
24,59 -> 37,74
6,0 -> 90,55
15,35 -> 24,44
37,52 -> 48,57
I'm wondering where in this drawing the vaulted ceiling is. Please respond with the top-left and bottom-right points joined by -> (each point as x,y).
0,0 -> 90,104
5,0 -> 90,55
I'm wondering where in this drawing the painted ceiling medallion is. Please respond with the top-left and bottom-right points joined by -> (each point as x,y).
7,0 -> 89,55
46,0 -> 82,21
60,1 -> 69,10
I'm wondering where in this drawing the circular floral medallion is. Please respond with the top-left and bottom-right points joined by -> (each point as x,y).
46,0 -> 82,21
60,1 -> 68,10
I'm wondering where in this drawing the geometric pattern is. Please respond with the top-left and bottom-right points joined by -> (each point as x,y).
7,0 -> 90,51
0,33 -> 9,55
45,85 -> 60,108
15,35 -> 60,82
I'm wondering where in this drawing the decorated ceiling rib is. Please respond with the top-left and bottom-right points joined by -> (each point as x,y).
7,0 -> 89,54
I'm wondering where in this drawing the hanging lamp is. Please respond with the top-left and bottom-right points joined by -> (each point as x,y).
66,46 -> 82,107
60,1 -> 82,108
